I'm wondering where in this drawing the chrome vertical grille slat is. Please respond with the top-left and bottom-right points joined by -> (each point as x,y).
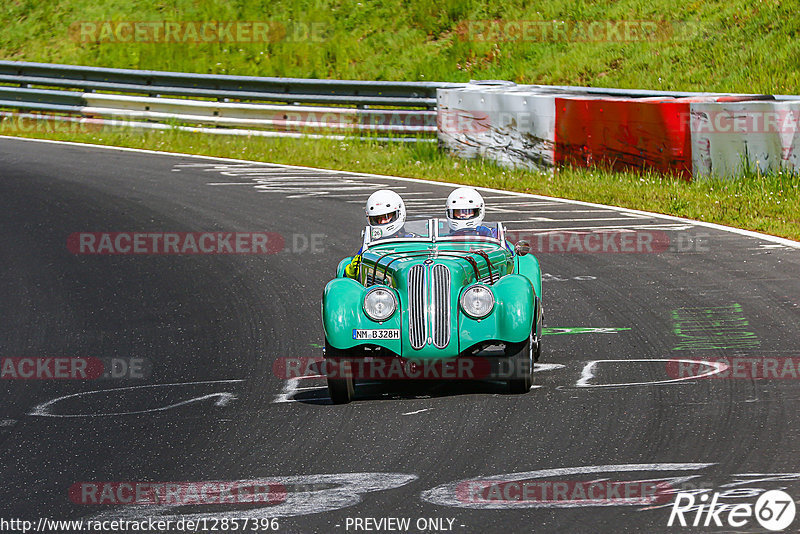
408,264 -> 426,349
431,264 -> 451,348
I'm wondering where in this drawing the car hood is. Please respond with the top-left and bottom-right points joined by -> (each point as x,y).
359,242 -> 512,289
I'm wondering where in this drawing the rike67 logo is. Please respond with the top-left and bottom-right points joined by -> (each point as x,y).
668,489 -> 796,531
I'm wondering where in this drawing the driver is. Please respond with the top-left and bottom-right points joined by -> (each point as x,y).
445,187 -> 495,237
345,189 -> 408,278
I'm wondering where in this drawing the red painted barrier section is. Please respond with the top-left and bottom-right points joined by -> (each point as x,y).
554,97 -> 692,178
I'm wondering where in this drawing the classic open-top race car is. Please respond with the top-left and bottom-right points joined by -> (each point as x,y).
321,218 -> 542,404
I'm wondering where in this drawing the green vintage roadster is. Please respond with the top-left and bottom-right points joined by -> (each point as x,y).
321,218 -> 542,404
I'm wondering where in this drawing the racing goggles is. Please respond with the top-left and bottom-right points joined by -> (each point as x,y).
369,210 -> 399,226
448,208 -> 480,220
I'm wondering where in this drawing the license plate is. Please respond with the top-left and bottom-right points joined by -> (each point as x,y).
352,329 -> 400,340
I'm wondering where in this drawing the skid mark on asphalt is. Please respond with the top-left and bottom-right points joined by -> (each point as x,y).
29,380 -> 244,418
575,359 -> 729,388
182,162 -> 697,233
402,408 -> 433,416
543,327 -> 631,336
273,357 -> 741,402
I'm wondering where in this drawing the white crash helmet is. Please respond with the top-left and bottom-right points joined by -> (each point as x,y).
446,187 -> 485,231
365,189 -> 406,238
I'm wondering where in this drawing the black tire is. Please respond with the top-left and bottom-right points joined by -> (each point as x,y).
506,331 -> 534,394
325,341 -> 355,404
534,299 -> 543,363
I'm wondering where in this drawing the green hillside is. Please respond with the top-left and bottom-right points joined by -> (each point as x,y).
2,0 -> 800,94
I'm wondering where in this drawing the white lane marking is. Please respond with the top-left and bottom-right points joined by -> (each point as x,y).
206,182 -> 263,185
502,217 -> 653,223
534,363 -> 565,372
497,209 -> 621,214
421,463 -> 715,509
30,380 -> 244,417
330,191 -> 430,198
0,419 -> 16,426
482,201 -> 569,206
402,408 -> 432,415
273,377 -> 326,404
480,195 -> 560,201
575,359 -> 729,388
542,274 -> 597,282
5,135 -> 798,248
488,215 -> 556,221
508,223 -> 695,232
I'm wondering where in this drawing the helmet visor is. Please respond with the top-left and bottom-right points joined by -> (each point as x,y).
369,210 -> 399,226
449,208 -> 479,220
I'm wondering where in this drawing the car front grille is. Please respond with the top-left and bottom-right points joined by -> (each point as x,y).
407,263 -> 451,350
478,273 -> 494,284
364,271 -> 384,287
431,264 -> 451,349
407,264 -> 427,350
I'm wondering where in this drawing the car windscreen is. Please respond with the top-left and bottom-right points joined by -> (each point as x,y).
369,218 -> 431,243
435,220 -> 503,244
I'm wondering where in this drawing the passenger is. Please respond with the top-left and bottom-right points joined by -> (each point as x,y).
345,189 -> 408,278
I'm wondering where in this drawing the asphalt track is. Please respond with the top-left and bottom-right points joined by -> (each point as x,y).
1,135 -> 799,533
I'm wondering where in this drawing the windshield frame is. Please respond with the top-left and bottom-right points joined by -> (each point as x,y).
362,218 -> 506,251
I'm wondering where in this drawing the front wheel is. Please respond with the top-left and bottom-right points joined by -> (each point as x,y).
506,332 -> 534,394
325,341 -> 355,404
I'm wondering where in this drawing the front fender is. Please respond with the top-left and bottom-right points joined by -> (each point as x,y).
459,274 -> 535,349
322,278 -> 402,352
336,257 -> 354,278
516,253 -> 542,299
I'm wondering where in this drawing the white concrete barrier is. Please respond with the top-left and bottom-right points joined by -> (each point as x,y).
438,85 -> 800,179
438,84 -> 556,171
691,101 -> 800,177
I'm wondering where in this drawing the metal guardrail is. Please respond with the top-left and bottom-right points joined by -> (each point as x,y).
4,61 -> 799,143
0,61 -> 465,141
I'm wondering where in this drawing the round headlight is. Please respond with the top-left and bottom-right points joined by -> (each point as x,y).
363,287 -> 397,322
460,285 -> 494,318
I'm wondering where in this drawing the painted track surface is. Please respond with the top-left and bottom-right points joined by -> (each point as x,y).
1,136 -> 799,533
